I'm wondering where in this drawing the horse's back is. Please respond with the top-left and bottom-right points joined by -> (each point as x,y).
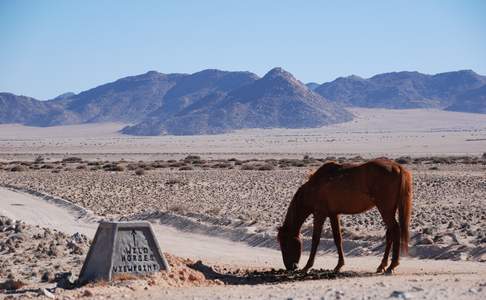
308,159 -> 409,214
311,159 -> 401,180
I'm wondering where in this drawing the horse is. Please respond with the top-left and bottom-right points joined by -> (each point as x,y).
277,158 -> 412,274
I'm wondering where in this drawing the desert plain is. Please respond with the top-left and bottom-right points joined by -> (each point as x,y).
0,108 -> 485,299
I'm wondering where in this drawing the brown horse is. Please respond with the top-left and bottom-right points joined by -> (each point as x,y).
277,159 -> 412,274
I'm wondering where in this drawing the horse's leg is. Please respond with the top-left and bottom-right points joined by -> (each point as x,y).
376,228 -> 392,273
330,214 -> 345,272
384,217 -> 400,274
302,215 -> 325,273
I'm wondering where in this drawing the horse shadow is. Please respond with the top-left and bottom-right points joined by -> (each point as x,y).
188,261 -> 374,285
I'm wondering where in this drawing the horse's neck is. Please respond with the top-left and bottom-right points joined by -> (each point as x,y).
283,198 -> 310,236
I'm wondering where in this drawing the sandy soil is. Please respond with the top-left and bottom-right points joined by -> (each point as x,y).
1,108 -> 486,161
1,161 -> 485,262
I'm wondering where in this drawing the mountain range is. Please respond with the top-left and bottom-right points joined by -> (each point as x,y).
1,68 -> 485,136
314,70 -> 486,109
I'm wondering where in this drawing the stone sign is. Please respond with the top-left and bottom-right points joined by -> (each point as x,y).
79,221 -> 170,284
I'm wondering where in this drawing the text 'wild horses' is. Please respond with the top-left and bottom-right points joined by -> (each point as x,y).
278,159 -> 413,274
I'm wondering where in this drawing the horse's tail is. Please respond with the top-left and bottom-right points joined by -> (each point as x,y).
397,165 -> 413,255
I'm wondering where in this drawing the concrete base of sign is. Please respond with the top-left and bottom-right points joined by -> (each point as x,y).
79,221 -> 170,284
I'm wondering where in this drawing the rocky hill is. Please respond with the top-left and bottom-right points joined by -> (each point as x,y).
315,70 -> 486,109
446,85 -> 486,114
122,68 -> 353,135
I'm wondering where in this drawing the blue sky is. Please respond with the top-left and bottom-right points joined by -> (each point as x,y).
1,0 -> 485,99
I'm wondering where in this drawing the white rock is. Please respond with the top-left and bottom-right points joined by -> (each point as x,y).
390,290 -> 413,300
38,288 -> 55,299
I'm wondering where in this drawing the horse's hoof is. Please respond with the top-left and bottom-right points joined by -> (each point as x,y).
301,267 -> 311,274
376,267 -> 385,273
333,264 -> 344,273
384,268 -> 394,275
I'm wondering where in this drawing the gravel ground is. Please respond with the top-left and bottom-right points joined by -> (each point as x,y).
0,159 -> 485,261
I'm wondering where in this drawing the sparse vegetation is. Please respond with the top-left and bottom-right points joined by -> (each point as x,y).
62,157 -> 83,163
135,168 -> 145,175
240,164 -> 256,170
257,164 -> 275,171
103,164 -> 125,172
10,165 -> 27,172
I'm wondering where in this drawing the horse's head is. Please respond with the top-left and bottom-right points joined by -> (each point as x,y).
277,185 -> 310,270
277,225 -> 302,271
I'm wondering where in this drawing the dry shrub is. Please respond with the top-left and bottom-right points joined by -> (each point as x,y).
211,162 -> 231,169
76,165 -> 87,170
257,163 -> 275,171
135,168 -> 145,175
240,164 -> 256,170
10,165 -> 27,172
112,165 -> 125,171
264,159 -> 278,165
184,155 -> 201,162
151,162 -> 169,168
62,157 -> 83,163
127,163 -> 138,170
103,164 -> 125,171
290,160 -> 306,167
169,162 -> 186,168
179,166 -> 193,171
